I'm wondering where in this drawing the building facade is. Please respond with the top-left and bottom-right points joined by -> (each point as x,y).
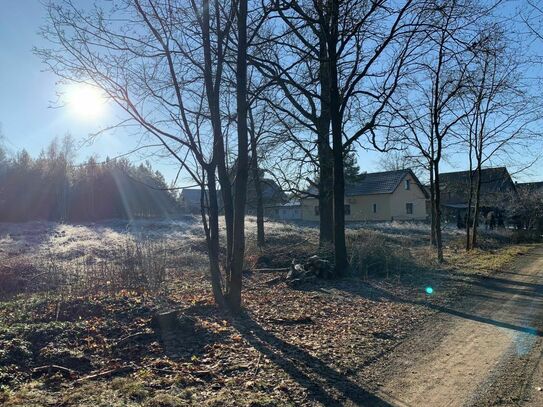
301,169 -> 428,222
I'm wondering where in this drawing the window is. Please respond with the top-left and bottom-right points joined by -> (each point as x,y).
344,205 -> 351,215
373,203 -> 377,213
406,203 -> 413,215
404,179 -> 410,190
314,206 -> 320,216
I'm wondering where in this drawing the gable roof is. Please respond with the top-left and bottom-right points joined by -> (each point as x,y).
180,188 -> 206,205
440,167 -> 515,195
516,181 -> 543,192
346,169 -> 426,197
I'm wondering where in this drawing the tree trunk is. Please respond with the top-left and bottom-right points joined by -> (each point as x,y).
202,169 -> 225,308
465,169 -> 474,251
317,29 -> 333,246
433,161 -> 444,262
471,164 -> 483,249
328,0 -> 348,275
227,0 -> 249,313
201,0 -> 233,274
318,144 -> 334,246
249,113 -> 265,247
429,161 -> 436,246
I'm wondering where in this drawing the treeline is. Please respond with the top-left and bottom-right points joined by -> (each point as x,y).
0,138 -> 179,222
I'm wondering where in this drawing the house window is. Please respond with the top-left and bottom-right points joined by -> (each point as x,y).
314,206 -> 320,216
373,203 -> 377,213
345,205 -> 351,215
406,203 -> 413,215
404,179 -> 410,190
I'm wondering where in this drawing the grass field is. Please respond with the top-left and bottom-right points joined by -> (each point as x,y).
0,217 -> 532,406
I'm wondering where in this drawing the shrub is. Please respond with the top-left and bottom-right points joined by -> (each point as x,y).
347,232 -> 414,279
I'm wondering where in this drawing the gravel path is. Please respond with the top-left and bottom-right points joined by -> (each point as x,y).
367,245 -> 543,407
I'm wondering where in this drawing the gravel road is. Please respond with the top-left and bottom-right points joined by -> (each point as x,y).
369,245 -> 543,407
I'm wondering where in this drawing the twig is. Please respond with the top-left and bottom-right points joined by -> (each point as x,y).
113,331 -> 151,348
266,316 -> 314,325
252,267 -> 289,273
264,275 -> 285,286
253,353 -> 263,378
33,364 -> 77,376
76,365 -> 134,382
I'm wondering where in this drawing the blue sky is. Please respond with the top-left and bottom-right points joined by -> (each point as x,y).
0,0 -> 542,185
0,1 -> 181,182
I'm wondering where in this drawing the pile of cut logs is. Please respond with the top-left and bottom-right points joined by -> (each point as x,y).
258,255 -> 333,286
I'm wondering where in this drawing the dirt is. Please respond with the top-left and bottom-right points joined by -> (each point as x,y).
1,219 -> 540,406
365,245 -> 543,407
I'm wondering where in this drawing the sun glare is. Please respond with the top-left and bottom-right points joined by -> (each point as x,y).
66,84 -> 106,120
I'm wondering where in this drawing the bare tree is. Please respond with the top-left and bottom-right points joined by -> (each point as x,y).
378,149 -> 424,178
458,26 -> 540,249
38,0 -> 251,312
396,0 -> 490,261
250,1 -> 335,246
256,0 -> 423,273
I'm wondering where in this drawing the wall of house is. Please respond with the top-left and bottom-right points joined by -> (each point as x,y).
300,173 -> 427,222
388,173 -> 427,220
301,198 -> 320,221
301,195 -> 393,221
347,194 -> 392,221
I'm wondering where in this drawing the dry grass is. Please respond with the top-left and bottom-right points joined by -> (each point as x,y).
0,217 -> 537,406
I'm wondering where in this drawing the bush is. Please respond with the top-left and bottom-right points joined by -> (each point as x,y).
510,229 -> 543,244
347,232 -> 414,279
0,261 -> 42,297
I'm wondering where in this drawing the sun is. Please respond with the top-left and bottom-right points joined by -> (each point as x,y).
66,84 -> 107,120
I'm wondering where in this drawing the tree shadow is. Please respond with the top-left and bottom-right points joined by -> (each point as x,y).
288,261 -> 543,339
231,311 -> 392,406
325,279 -> 543,338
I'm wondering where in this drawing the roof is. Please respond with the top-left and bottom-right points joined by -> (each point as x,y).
440,167 -> 515,195
346,169 -> 425,196
516,181 -> 543,192
180,188 -> 208,205
266,201 -> 301,208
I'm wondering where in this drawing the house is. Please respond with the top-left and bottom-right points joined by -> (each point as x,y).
301,169 -> 428,222
246,178 -> 287,214
180,188 -> 206,213
265,201 -> 302,220
516,181 -> 543,194
438,167 -> 517,224
181,180 -> 285,215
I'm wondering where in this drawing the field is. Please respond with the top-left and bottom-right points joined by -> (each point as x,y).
0,218 -> 533,406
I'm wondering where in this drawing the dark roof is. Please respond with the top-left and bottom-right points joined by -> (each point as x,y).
180,188 -> 206,205
516,181 -> 543,192
260,178 -> 285,200
440,167 -> 515,195
346,169 -> 424,196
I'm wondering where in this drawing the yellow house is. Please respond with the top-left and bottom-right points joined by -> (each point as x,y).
301,169 -> 428,222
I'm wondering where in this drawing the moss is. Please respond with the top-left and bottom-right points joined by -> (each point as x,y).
111,377 -> 150,401
144,392 -> 188,407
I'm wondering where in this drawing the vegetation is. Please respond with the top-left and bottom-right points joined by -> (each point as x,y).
0,137 -> 179,222
0,218 -> 534,406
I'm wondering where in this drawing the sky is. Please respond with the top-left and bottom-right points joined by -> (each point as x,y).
0,1 -> 181,183
0,0 -> 542,185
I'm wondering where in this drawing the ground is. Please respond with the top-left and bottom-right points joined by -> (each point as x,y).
0,217 -> 539,406
366,245 -> 543,407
